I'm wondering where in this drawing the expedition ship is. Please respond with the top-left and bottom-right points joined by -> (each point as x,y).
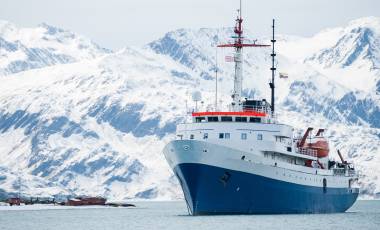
163,4 -> 359,215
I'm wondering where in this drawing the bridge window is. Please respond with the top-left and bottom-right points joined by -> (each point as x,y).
241,133 -> 247,140
203,133 -> 208,139
207,116 -> 219,122
257,134 -> 263,140
250,117 -> 261,123
219,133 -> 230,139
235,117 -> 247,122
221,116 -> 233,122
195,117 -> 205,122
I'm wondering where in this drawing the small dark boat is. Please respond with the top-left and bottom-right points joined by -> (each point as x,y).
66,197 -> 106,206
7,197 -> 21,206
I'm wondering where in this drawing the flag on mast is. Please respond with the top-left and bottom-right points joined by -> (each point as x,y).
279,72 -> 288,79
225,56 -> 234,62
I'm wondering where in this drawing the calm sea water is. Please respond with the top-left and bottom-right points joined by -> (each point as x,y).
0,200 -> 379,230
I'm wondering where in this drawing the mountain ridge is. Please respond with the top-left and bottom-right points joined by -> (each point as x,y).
0,17 -> 380,200
0,20 -> 110,76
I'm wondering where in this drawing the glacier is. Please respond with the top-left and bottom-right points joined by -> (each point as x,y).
0,17 -> 380,200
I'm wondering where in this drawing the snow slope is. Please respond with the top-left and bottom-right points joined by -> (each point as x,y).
0,20 -> 110,76
0,46 -> 203,200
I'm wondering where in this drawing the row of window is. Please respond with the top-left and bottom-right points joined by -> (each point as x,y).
195,116 -> 261,123
190,133 -> 263,140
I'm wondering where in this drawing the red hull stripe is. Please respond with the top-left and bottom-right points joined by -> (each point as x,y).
192,111 -> 267,117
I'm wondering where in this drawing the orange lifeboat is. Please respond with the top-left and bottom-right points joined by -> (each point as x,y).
308,136 -> 329,158
298,128 -> 329,158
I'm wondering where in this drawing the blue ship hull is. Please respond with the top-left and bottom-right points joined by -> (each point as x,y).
174,163 -> 359,215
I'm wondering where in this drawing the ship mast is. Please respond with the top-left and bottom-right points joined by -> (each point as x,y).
270,19 -> 276,113
233,6 -> 243,111
217,0 -> 269,111
215,47 -> 218,111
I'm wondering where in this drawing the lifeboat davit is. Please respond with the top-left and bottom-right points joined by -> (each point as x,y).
298,128 -> 329,158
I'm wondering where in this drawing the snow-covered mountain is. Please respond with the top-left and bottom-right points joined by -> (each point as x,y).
1,17 -> 380,200
306,17 -> 380,70
268,18 -> 380,133
0,20 -> 110,76
0,47 -> 197,200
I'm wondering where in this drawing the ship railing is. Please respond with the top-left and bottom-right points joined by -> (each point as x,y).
333,167 -> 356,177
296,147 -> 317,157
348,169 -> 356,177
243,106 -> 276,122
270,113 -> 277,122
333,168 -> 346,176
243,105 -> 271,114
333,168 -> 357,176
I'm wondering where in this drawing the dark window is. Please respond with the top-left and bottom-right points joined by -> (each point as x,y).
190,134 -> 194,139
207,116 -> 219,122
235,117 -> 247,122
323,178 -> 327,193
257,134 -> 263,140
219,133 -> 224,139
195,117 -> 205,122
287,147 -> 292,152
241,133 -> 247,140
221,116 -> 233,122
203,133 -> 208,139
249,117 -> 261,123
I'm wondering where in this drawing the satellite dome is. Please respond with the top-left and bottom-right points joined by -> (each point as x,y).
192,91 -> 202,102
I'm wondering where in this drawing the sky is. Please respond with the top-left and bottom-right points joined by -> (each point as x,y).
1,0 -> 380,50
